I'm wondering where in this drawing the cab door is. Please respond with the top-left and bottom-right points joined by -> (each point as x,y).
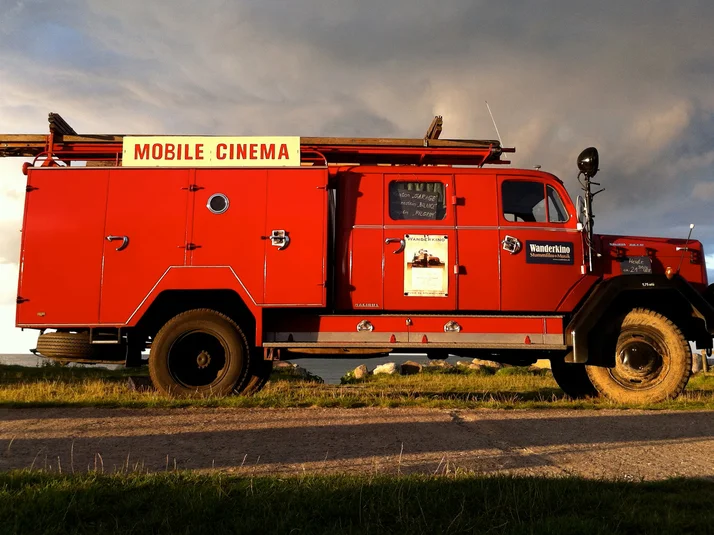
383,173 -> 457,311
498,176 -> 585,311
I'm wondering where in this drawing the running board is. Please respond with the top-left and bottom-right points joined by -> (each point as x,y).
263,342 -> 568,350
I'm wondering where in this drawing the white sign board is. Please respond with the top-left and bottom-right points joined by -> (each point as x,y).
122,136 -> 301,167
403,234 -> 449,297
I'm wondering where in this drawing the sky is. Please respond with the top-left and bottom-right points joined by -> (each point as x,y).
0,0 -> 713,352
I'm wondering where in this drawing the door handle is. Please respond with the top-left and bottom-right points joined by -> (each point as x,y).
385,237 -> 406,254
262,230 -> 290,250
501,235 -> 521,254
106,235 -> 129,251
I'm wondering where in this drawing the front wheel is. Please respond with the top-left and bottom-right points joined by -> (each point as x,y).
149,309 -> 250,397
550,358 -> 597,399
586,308 -> 691,403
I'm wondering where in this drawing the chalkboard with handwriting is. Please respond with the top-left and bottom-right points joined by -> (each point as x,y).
620,256 -> 653,274
389,184 -> 444,220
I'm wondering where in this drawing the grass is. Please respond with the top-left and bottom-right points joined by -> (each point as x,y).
1,471 -> 713,534
1,362 -> 714,410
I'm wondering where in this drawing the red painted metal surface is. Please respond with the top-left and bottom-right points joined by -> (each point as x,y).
496,174 -> 587,312
263,168 -> 328,306
191,169 -> 268,303
99,169 -> 190,324
556,274 -> 600,312
124,266 -> 263,339
381,172 -> 457,311
14,136 -> 708,352
453,171 -> 501,311
17,169 -> 108,326
335,171 -> 384,310
598,235 -> 708,291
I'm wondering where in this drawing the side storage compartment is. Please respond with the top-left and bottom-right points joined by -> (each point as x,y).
99,169 -> 191,324
263,168 -> 328,306
191,169 -> 269,304
17,168 -> 109,326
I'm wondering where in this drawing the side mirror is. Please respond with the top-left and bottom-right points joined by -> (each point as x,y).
576,195 -> 586,226
577,147 -> 599,178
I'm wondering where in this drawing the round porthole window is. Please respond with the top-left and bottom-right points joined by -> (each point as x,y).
207,193 -> 229,214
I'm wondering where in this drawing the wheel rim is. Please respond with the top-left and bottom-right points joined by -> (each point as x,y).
167,329 -> 229,390
608,327 -> 669,391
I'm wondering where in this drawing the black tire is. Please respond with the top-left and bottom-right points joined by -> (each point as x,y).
36,331 -> 93,359
586,308 -> 691,403
550,358 -> 598,399
149,309 -> 250,398
240,357 -> 274,394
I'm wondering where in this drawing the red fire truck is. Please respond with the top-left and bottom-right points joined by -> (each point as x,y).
2,114 -> 713,402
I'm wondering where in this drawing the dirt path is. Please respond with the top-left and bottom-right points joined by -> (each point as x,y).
1,407 -> 713,479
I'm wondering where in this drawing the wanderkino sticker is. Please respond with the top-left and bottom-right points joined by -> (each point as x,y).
526,241 -> 574,265
122,136 -> 301,167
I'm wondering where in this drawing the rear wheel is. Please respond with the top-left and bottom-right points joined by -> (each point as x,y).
550,358 -> 597,399
586,308 -> 691,403
149,309 -> 250,397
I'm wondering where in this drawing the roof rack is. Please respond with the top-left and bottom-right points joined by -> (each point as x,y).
0,113 -> 514,167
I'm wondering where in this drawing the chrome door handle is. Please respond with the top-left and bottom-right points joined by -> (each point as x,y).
501,235 -> 521,254
277,235 -> 290,251
106,235 -> 129,251
385,238 -> 406,254
263,230 -> 290,250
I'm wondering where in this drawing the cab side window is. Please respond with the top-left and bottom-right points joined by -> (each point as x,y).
547,185 -> 568,222
389,181 -> 446,220
502,180 -> 569,223
502,181 -> 547,223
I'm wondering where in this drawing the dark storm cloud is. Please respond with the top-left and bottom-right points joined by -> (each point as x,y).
0,0 -> 713,280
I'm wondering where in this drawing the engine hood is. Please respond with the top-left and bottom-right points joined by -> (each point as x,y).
596,234 -> 708,288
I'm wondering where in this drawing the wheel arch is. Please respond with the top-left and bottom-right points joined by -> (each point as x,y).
133,289 -> 260,349
567,274 -> 714,365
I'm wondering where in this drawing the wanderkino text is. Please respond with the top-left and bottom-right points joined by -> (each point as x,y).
121,136 -> 300,167
529,243 -> 571,254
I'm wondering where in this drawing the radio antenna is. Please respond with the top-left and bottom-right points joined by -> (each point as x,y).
676,223 -> 695,275
485,101 -> 503,146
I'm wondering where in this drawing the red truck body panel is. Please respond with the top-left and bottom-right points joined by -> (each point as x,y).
101,169 -> 191,324
18,166 -> 329,333
18,169 -> 108,326
16,161 -> 709,350
598,235 -> 707,291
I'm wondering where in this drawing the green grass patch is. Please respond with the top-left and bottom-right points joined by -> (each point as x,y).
495,366 -> 541,376
1,471 -> 713,534
1,363 -> 714,410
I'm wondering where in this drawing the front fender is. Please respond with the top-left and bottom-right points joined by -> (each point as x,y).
566,274 -> 714,363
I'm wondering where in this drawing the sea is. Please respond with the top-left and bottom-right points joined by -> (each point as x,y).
0,352 -> 458,385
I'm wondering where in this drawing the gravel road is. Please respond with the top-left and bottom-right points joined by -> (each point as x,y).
1,407 -> 713,480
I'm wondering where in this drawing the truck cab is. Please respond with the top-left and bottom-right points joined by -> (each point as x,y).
334,167 -> 585,314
